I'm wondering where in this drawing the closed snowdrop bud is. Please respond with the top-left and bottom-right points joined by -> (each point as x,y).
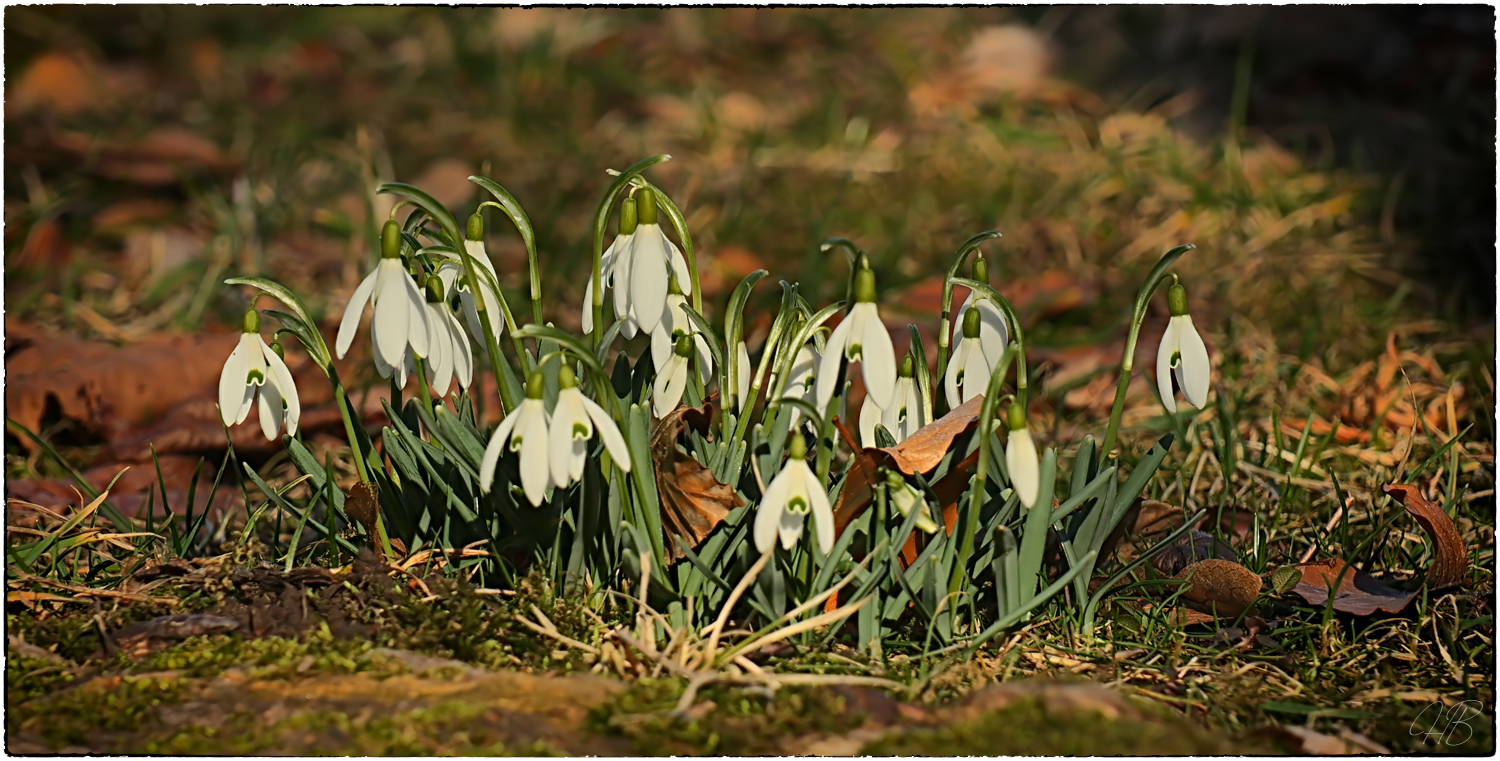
945,306 -> 993,408
549,365 -> 632,488
754,434 -> 834,554
887,470 -> 939,534
782,342 -> 820,431
1004,402 -> 1040,509
586,197 -> 639,336
480,371 -> 552,506
1155,278 -> 1211,413
653,333 -> 696,416
817,267 -> 897,414
336,219 -> 431,388
456,212 -> 506,345
951,255 -> 1010,372
218,309 -> 301,441
628,187 -> 692,336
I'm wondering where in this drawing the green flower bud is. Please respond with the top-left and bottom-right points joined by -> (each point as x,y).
620,197 -> 639,236
899,354 -> 915,379
973,254 -> 989,283
853,267 -> 877,303
558,364 -> 578,390
381,219 -> 402,260
636,186 -> 658,226
525,371 -> 546,400
788,432 -> 808,460
242,308 -> 261,334
1167,280 -> 1189,317
673,333 -> 694,358
425,276 -> 445,303
962,306 -> 982,339
466,212 -> 484,242
269,341 -> 285,360
1007,402 -> 1027,432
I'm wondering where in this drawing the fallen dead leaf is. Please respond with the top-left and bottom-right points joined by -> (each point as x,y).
1289,558 -> 1417,616
651,400 -> 743,562
1383,483 -> 1467,590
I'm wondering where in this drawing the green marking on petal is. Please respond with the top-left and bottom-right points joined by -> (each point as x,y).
246,368 -> 266,385
849,344 -> 863,361
955,369 -> 965,386
572,422 -> 589,439
788,496 -> 809,514
510,435 -> 523,452
1170,350 -> 1182,369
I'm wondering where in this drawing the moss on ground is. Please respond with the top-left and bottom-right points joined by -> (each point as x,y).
7,672 -> 187,750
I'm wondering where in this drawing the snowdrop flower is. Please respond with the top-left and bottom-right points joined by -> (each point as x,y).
583,197 -> 639,337
728,342 -> 753,413
649,277 -> 713,385
626,187 -> 692,336
480,372 -> 552,507
336,219 -> 431,387
861,354 -> 926,446
950,255 -> 1009,378
754,434 -> 834,554
886,471 -> 939,534
1155,279 -> 1210,413
945,307 -> 998,408
218,309 -> 300,440
454,213 -> 507,346
549,365 -> 632,487
408,277 -> 472,398
816,267 -> 897,414
781,341 -> 820,430
1004,403 -> 1040,509
653,334 -> 697,416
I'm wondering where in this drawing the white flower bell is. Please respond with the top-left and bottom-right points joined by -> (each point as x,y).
728,342 -> 753,413
945,307 -> 998,408
408,276 -> 473,398
549,365 -> 632,487
1004,403 -> 1040,509
649,277 -> 713,385
816,267 -> 897,414
950,255 -> 1009,380
218,309 -> 301,440
887,470 -> 939,534
455,213 -> 507,346
653,333 -> 697,416
861,354 -> 926,445
480,371 -> 553,507
583,197 -> 639,337
754,434 -> 834,554
1155,279 -> 1210,413
782,341 -> 820,430
625,187 -> 692,336
336,219 -> 432,388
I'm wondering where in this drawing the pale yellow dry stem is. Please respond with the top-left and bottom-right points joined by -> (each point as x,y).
704,547 -> 772,663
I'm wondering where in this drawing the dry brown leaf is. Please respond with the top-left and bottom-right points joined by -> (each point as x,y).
1174,559 -> 1262,618
1139,603 -> 1216,627
52,127 -> 231,185
651,401 -> 742,563
1152,530 -> 1237,577
344,481 -> 381,540
1289,558 -> 1417,616
1382,483 -> 1467,590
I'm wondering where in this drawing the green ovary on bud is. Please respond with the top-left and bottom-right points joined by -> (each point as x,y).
636,186 -> 657,226
973,254 -> 989,283
788,432 -> 808,460
853,267 -> 877,303
381,219 -> 402,260
1167,280 -> 1189,317
1007,401 -> 1027,432
667,272 -> 684,297
466,212 -> 484,242
525,371 -> 546,400
962,305 -> 982,339
673,333 -> 694,358
269,341 -> 285,360
558,364 -> 578,390
620,197 -> 639,235
425,276 -> 445,304
242,308 -> 261,334
899,354 -> 915,379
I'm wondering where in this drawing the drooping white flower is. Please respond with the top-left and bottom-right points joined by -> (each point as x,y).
335,220 -> 431,388
781,341 -> 820,430
626,187 -> 691,336
218,309 -> 300,440
816,267 -> 897,413
406,276 -> 473,397
1004,403 -> 1040,509
649,288 -> 713,385
480,372 -> 552,507
951,256 -> 1009,373
583,209 -> 637,337
728,342 -> 754,413
653,333 -> 696,416
754,434 -> 834,554
1155,279 -> 1210,413
549,365 -> 632,487
944,307 -> 997,408
887,471 -> 939,534
861,354 -> 926,446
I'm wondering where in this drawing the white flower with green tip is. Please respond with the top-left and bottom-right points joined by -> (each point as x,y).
549,365 -> 632,487
861,354 -> 926,445
336,219 -> 432,388
950,255 -> 1009,383
583,197 -> 645,338
887,470 -> 939,534
729,341 -> 754,412
480,371 -> 552,507
944,306 -> 997,408
816,267 -> 897,414
626,186 -> 692,336
782,341 -> 820,430
754,435 -> 834,554
407,276 -> 472,397
1155,279 -> 1210,413
653,333 -> 697,416
218,309 -> 301,440
649,282 -> 713,385
1004,403 -> 1040,509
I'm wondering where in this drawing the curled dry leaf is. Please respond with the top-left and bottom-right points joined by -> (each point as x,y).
344,481 -> 381,540
1289,558 -> 1417,616
1382,483 -> 1466,590
650,401 -> 742,563
1174,559 -> 1262,618
1101,500 -> 1257,566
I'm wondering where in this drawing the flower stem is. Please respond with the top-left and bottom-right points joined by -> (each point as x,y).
326,365 -> 371,485
949,343 -> 1018,599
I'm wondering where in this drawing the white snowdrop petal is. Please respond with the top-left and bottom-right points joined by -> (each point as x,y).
1006,428 -> 1041,509
977,299 -> 1010,364
943,340 -> 968,409
445,311 -> 474,390
518,404 -> 551,507
335,270 -> 378,360
735,343 -> 752,409
256,382 -> 283,441
800,463 -> 835,555
630,226 -> 670,335
815,318 -> 854,411
403,275 -> 432,360
962,341 -> 993,404
1156,319 -> 1180,413
669,240 -> 692,298
1177,316 -> 1211,409
609,233 -> 635,320
372,262 -> 411,371
218,336 -> 256,426
261,340 -> 300,436
581,395 -> 631,472
548,393 -> 589,488
778,505 -> 805,551
856,304 -> 897,410
754,470 -> 791,554
479,410 -> 521,493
